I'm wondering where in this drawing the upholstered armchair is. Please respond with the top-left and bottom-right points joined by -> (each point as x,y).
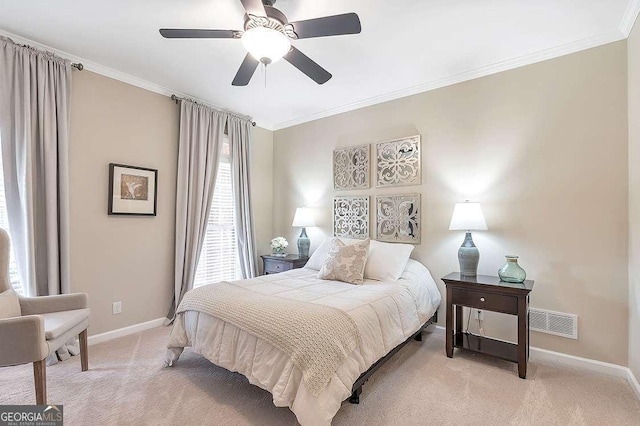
0,229 -> 90,404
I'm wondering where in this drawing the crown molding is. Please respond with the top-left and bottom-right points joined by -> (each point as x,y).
620,0 -> 640,36
0,26 -> 626,133
272,30 -> 625,130
0,28 -> 272,130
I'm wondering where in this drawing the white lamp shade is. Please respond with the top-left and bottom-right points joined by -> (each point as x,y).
449,202 -> 488,231
241,27 -> 291,64
292,207 -> 316,227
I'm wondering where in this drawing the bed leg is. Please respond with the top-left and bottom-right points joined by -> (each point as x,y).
414,330 -> 422,341
349,387 -> 362,404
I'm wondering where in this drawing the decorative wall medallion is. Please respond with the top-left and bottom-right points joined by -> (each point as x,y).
333,196 -> 369,239
375,135 -> 421,187
333,144 -> 370,190
375,194 -> 421,243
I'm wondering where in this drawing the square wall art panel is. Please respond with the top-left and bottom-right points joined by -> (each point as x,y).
333,144 -> 370,190
375,135 -> 421,187
333,196 -> 370,239
375,194 -> 421,243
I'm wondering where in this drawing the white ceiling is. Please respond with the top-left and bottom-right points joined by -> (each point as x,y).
0,0 -> 638,129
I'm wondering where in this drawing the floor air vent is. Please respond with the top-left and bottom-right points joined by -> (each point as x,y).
529,308 -> 578,339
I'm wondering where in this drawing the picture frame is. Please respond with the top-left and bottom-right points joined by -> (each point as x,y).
108,163 -> 158,216
333,144 -> 370,190
375,135 -> 421,187
333,196 -> 370,239
375,194 -> 421,243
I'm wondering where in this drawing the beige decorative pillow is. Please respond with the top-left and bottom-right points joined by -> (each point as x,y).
317,238 -> 370,285
0,288 -> 21,319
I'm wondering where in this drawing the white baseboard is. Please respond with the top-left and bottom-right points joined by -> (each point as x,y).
87,317 -> 166,346
431,325 -> 639,400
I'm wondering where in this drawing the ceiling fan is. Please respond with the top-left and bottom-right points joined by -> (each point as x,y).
160,0 -> 361,86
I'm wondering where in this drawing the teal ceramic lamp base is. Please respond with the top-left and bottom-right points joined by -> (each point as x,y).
458,231 -> 479,277
297,227 -> 310,258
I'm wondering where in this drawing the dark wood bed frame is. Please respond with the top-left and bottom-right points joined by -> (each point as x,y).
348,310 -> 438,404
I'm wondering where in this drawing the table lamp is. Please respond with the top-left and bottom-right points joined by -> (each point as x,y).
292,207 -> 316,258
449,201 -> 488,277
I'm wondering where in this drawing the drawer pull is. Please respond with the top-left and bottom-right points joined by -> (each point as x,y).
480,297 -> 485,302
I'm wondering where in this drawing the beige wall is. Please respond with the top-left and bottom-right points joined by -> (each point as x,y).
273,42 -> 629,365
69,70 -> 274,335
628,16 -> 640,379
69,71 -> 178,335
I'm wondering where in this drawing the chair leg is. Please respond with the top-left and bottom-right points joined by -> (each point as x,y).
33,359 -> 46,405
79,329 -> 88,372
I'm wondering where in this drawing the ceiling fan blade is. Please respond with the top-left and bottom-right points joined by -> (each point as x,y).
288,13 -> 361,39
232,53 -> 260,86
240,0 -> 267,17
284,47 -> 332,84
159,29 -> 238,39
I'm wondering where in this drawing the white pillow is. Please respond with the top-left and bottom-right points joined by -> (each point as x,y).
305,238 -> 332,271
0,288 -> 21,319
364,240 -> 414,282
305,237 -> 364,271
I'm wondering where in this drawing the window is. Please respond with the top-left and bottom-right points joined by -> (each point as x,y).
0,137 -> 23,294
193,137 -> 240,288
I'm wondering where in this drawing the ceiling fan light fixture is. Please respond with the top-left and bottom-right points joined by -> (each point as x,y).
241,26 -> 291,64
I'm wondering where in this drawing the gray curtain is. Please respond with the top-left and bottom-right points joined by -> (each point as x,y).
228,116 -> 257,279
167,100 -> 225,321
0,36 -> 71,298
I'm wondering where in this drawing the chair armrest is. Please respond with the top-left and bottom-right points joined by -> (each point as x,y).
19,293 -> 88,315
0,315 -> 48,366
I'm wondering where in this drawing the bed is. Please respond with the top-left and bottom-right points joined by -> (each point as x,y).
166,258 -> 441,426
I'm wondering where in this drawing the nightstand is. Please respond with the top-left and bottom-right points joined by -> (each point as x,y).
442,272 -> 534,379
260,254 -> 308,275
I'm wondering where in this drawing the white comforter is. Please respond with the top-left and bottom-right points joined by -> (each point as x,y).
166,259 -> 441,426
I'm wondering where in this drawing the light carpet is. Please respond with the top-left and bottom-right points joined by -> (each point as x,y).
0,326 -> 638,425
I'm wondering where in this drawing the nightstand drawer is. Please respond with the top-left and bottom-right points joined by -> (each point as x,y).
264,260 -> 291,274
451,288 -> 518,315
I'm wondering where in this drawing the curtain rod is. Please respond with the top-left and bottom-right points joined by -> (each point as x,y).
170,94 -> 256,127
4,37 -> 83,71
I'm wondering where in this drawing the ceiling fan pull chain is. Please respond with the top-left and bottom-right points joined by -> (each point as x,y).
263,62 -> 268,88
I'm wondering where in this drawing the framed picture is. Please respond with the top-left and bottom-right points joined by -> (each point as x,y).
375,135 -> 421,187
108,163 -> 158,216
333,144 -> 370,190
333,196 -> 370,239
375,194 -> 421,243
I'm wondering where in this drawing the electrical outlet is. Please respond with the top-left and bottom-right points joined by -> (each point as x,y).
475,309 -> 484,321
112,301 -> 122,315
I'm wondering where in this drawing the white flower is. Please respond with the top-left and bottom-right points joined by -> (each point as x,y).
271,237 -> 289,250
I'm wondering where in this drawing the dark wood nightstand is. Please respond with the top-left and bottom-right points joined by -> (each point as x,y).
442,272 -> 534,379
260,254 -> 308,275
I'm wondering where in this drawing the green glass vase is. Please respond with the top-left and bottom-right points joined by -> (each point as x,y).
498,255 -> 526,283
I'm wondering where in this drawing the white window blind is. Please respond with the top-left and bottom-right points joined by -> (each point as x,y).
0,136 -> 23,294
193,137 -> 240,288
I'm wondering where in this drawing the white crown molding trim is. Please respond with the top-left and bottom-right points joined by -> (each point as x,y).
0,28 -> 271,130
272,30 -> 625,130
0,27 -> 626,132
620,0 -> 640,37
87,317 -> 165,346
430,326 -> 639,400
